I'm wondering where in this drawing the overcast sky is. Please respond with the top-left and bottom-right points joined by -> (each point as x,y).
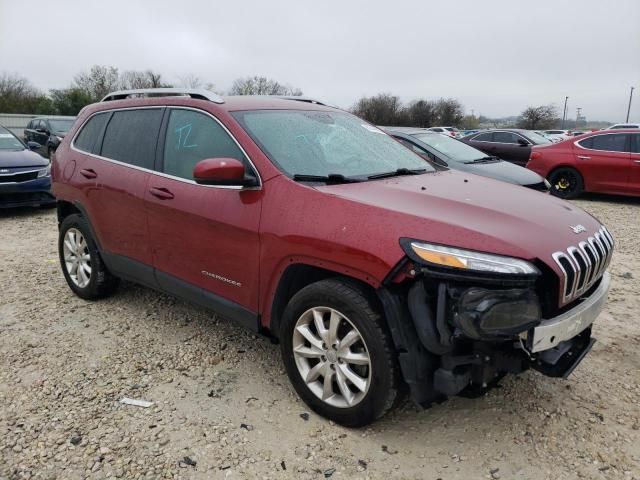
1,0 -> 639,122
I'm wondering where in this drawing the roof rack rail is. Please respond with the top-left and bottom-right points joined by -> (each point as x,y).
277,96 -> 339,109
101,88 -> 224,104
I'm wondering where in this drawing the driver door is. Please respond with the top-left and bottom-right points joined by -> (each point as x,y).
145,107 -> 263,321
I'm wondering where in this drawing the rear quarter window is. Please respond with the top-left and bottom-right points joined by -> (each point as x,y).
100,109 -> 163,169
74,113 -> 110,154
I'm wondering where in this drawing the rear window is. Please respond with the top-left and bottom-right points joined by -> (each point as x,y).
100,109 -> 163,169
74,113 -> 109,154
579,134 -> 628,152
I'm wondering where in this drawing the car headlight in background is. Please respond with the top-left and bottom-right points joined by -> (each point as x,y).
55,136 -> 63,142
402,240 -> 539,275
37,164 -> 51,178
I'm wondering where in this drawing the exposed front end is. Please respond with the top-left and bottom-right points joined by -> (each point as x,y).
0,165 -> 55,208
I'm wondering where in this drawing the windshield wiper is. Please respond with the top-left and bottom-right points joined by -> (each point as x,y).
465,156 -> 500,164
367,168 -> 427,180
292,173 -> 362,184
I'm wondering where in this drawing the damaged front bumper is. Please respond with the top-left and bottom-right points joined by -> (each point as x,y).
385,268 -> 611,403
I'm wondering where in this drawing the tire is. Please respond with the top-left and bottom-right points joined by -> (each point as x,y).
280,278 -> 399,427
548,167 -> 584,199
58,214 -> 119,299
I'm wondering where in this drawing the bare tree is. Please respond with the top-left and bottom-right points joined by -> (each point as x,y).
434,98 -> 464,126
73,65 -> 120,101
517,105 -> 558,129
407,99 -> 437,127
0,72 -> 52,113
351,93 -> 408,126
229,75 -> 302,96
120,70 -> 169,90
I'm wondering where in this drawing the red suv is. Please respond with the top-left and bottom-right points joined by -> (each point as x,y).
527,129 -> 640,198
52,89 -> 614,426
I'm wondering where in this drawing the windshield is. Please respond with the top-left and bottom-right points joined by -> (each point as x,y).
412,133 -> 485,162
48,119 -> 74,133
524,131 -> 552,144
0,132 -> 24,151
233,110 -> 434,178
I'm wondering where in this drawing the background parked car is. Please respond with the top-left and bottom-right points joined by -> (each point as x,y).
383,127 -> 549,191
427,126 -> 462,138
542,129 -> 572,141
0,125 -> 55,208
527,129 -> 640,198
606,123 -> 640,130
23,116 -> 75,159
461,129 -> 552,166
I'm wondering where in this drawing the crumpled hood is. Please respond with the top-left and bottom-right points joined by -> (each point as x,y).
316,169 -> 603,265
0,149 -> 49,168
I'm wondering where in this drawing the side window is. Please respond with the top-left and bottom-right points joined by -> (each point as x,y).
163,109 -> 247,180
74,112 -> 110,154
101,109 -> 163,169
632,134 -> 640,154
473,132 -> 493,142
586,134 -> 628,153
493,131 -> 518,144
577,136 -> 594,149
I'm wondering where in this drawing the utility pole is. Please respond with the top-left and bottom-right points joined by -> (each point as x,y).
626,86 -> 635,123
561,96 -> 569,129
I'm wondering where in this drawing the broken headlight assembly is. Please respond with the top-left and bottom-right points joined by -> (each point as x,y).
401,239 -> 542,339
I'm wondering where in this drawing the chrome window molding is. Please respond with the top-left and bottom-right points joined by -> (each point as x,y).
70,105 -> 262,191
551,226 -> 614,306
469,131 -> 532,145
574,132 -> 633,154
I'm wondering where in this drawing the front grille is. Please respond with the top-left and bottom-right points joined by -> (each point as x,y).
0,171 -> 39,183
552,226 -> 614,305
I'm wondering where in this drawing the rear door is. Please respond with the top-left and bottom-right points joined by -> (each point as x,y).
491,131 -> 530,165
574,133 -> 631,193
145,107 -> 262,321
75,108 -> 163,279
465,131 -> 494,155
627,133 -> 640,195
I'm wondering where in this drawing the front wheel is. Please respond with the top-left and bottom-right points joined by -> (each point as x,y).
280,279 -> 399,427
548,167 -> 584,199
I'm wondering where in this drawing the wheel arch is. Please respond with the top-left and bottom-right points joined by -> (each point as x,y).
56,200 -> 103,250
265,260 -> 383,339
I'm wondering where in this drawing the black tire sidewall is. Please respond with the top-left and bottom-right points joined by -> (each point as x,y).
280,280 -> 396,427
549,167 -> 583,199
58,214 -> 109,300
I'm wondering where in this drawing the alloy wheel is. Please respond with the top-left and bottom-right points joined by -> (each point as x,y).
292,307 -> 371,408
63,228 -> 92,288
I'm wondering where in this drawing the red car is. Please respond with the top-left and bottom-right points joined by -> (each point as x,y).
527,129 -> 640,198
52,88 -> 613,426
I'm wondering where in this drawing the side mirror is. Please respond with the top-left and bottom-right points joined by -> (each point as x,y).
193,157 -> 249,186
27,141 -> 40,150
517,139 -> 529,146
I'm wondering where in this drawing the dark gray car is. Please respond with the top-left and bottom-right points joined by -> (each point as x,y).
383,127 -> 549,191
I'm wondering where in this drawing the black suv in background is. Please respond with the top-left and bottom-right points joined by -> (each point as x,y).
23,117 -> 75,159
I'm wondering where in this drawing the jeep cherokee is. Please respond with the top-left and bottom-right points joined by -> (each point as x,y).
52,88 -> 613,426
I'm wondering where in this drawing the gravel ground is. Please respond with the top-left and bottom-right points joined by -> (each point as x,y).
1,195 -> 639,480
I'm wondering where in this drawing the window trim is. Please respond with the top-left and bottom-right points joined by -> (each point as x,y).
71,106 -> 262,191
574,132 -> 631,154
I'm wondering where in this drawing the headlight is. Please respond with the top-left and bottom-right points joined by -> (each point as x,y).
402,240 -> 539,275
37,164 -> 51,178
55,136 -> 63,142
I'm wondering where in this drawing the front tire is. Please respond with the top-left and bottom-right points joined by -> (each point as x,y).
58,214 -> 119,299
548,167 -> 584,199
280,279 -> 399,427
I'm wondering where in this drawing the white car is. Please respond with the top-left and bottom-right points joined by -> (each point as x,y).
606,123 -> 640,129
427,126 -> 462,138
542,129 -> 572,141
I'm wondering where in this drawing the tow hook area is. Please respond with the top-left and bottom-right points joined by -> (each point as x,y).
434,348 -> 529,396
531,328 -> 595,379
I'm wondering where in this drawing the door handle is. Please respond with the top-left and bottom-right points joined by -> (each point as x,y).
149,186 -> 175,200
577,156 -> 591,160
80,168 -> 97,179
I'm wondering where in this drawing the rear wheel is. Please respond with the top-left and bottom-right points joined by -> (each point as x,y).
58,214 -> 119,299
280,278 -> 399,427
548,167 -> 584,199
